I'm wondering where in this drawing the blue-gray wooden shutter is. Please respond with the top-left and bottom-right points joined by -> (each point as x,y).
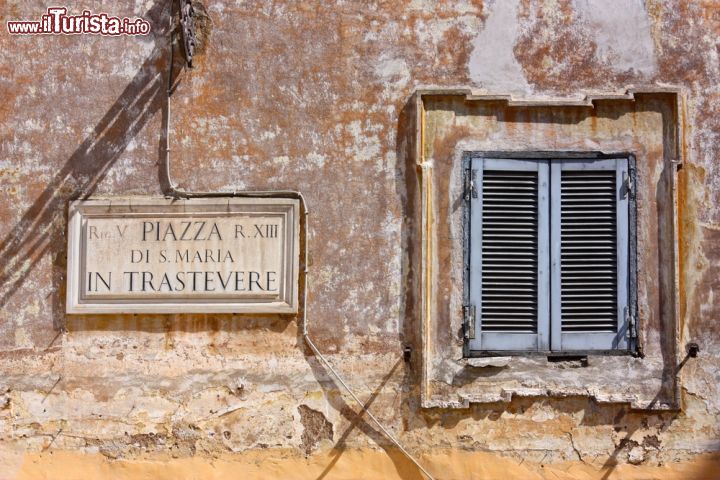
468,158 -> 550,352
549,157 -> 630,351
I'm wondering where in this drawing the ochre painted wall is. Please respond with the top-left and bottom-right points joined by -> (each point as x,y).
1,1 -> 718,478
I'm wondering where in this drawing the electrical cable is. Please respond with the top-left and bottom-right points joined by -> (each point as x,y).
162,4 -> 435,478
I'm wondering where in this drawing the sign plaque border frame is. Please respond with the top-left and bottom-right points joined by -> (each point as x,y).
66,197 -> 300,314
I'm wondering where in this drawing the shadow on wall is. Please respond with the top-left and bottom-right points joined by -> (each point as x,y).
1,2 -> 420,474
293,96 -> 425,480
303,356 -> 426,480
0,0 -> 181,336
286,91 -> 694,480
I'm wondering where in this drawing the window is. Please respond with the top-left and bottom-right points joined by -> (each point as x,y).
464,155 -> 637,354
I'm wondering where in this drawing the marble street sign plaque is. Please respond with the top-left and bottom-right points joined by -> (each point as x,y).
66,197 -> 299,313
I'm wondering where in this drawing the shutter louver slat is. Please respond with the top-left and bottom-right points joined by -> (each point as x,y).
560,171 -> 617,333
481,170 -> 539,333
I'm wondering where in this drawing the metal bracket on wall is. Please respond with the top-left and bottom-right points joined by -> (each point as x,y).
179,0 -> 196,68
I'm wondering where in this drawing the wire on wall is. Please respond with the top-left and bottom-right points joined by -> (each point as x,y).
162,2 -> 435,479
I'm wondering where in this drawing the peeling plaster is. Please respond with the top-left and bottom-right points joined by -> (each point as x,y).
469,0 -> 531,94
574,0 -> 658,77
374,56 -> 411,99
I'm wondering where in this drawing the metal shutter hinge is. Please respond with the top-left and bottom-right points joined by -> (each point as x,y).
623,171 -> 635,199
463,305 -> 476,339
625,307 -> 637,339
464,169 -> 478,200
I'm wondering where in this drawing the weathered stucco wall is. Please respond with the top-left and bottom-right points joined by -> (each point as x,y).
1,0 -> 719,478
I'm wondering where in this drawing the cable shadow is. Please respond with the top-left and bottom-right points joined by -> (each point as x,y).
600,118 -> 685,479
0,0 -> 181,332
597,353 -> 694,479
303,353 -> 424,480
315,357 -> 396,479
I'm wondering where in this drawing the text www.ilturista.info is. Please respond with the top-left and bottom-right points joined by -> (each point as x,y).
7,7 -> 151,35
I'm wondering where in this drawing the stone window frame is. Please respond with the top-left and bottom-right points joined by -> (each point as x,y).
410,88 -> 685,410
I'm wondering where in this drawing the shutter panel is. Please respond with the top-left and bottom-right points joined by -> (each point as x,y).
468,158 -> 550,352
550,158 -> 630,351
